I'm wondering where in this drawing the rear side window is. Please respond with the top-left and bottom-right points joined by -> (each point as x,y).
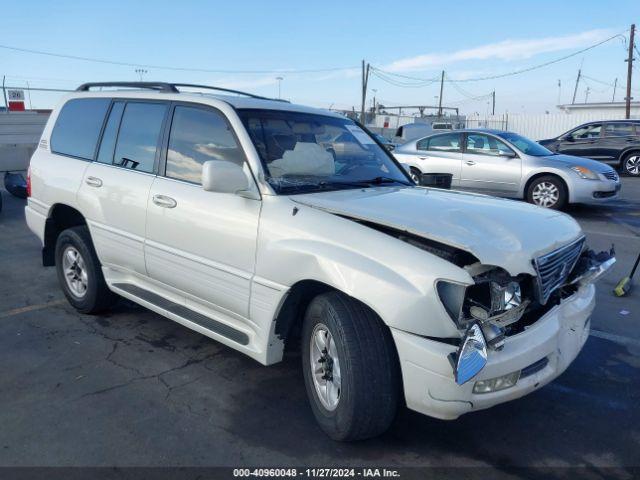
50,98 -> 111,160
604,123 -> 636,137
426,133 -> 462,152
113,102 -> 167,173
165,106 -> 245,184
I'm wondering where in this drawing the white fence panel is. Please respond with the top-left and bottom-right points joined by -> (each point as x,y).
466,112 -> 639,140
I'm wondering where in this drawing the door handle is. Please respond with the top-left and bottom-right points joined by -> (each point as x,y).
419,156 -> 429,160
152,194 -> 177,209
465,160 -> 476,166
85,176 -> 103,187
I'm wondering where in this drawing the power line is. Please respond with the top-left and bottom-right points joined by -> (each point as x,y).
373,31 -> 627,83
0,43 -> 358,74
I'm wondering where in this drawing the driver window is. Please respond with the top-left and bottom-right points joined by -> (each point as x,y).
571,124 -> 601,139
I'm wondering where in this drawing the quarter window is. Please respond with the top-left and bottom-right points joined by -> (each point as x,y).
166,106 -> 245,184
466,134 -> 513,156
604,123 -> 636,137
425,133 -> 462,152
113,102 -> 168,173
50,98 -> 111,160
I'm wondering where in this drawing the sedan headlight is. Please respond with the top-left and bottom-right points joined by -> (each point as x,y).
570,166 -> 599,180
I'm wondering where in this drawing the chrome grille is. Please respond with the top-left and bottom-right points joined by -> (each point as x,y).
603,170 -> 618,181
533,237 -> 585,304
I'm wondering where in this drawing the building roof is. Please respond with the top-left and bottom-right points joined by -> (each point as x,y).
557,101 -> 640,110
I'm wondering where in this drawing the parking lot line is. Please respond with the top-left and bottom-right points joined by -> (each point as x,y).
590,329 -> 640,348
0,299 -> 66,319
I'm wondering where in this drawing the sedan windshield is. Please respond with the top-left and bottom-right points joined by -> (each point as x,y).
237,109 -> 411,194
496,132 -> 554,157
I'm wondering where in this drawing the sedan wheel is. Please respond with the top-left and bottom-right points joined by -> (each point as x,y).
531,181 -> 560,208
409,168 -> 421,184
624,155 -> 640,176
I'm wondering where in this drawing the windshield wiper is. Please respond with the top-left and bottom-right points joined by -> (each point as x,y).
355,176 -> 412,186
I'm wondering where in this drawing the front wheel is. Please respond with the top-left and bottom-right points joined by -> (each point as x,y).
622,153 -> 640,176
526,175 -> 567,210
301,292 -> 400,441
409,167 -> 422,184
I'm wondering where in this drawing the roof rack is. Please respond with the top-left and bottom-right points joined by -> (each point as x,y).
75,81 -> 289,102
76,82 -> 178,92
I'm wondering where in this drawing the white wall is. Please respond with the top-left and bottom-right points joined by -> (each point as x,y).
466,112 -> 640,140
0,112 -> 49,171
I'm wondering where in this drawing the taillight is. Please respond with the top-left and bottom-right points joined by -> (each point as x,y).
26,166 -> 32,197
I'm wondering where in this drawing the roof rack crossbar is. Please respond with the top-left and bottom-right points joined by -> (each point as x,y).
76,82 -> 179,92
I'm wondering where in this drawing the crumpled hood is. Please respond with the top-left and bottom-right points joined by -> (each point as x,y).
292,187 -> 583,276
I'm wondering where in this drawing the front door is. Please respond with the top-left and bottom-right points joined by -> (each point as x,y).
144,104 -> 261,319
459,133 -> 521,196
557,123 -> 603,160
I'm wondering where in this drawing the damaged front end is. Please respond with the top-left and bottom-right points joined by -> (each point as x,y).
441,240 -> 615,385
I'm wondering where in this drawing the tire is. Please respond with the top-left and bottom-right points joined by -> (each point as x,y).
301,291 -> 400,441
409,167 -> 422,184
621,152 -> 640,176
55,225 -> 116,314
526,175 -> 568,210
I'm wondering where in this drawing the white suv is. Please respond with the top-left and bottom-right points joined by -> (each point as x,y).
26,82 -> 615,441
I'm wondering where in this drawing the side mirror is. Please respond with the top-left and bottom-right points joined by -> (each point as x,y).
202,160 -> 251,196
499,150 -> 517,158
563,134 -> 574,142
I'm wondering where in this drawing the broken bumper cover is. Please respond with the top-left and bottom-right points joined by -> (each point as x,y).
392,282 -> 595,420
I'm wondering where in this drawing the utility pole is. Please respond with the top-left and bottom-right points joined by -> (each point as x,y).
612,78 -> 618,102
557,79 -> 562,105
491,91 -> 495,115
625,23 -> 635,119
360,60 -> 370,124
585,86 -> 590,103
437,70 -> 445,117
571,69 -> 581,104
276,76 -> 283,99
2,76 -> 7,111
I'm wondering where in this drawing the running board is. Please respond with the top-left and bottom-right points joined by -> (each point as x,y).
112,283 -> 249,346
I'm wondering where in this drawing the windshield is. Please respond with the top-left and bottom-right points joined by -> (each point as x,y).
237,109 -> 411,194
496,132 -> 553,156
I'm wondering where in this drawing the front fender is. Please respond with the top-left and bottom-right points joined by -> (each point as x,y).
255,196 -> 471,339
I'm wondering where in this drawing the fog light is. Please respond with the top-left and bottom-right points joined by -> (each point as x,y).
473,371 -> 520,394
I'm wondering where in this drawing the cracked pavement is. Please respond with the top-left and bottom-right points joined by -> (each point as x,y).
0,181 -> 639,472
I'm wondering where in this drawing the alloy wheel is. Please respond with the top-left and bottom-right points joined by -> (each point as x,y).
310,323 -> 342,411
625,155 -> 640,176
62,246 -> 88,298
531,181 -> 560,208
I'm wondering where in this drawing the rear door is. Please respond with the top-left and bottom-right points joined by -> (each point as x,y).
77,100 -> 169,275
459,133 -> 521,195
557,123 -> 603,159
399,133 -> 463,186
600,122 -> 638,163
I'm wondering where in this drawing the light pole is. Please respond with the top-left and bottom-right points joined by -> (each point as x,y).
135,68 -> 148,81
276,76 -> 284,99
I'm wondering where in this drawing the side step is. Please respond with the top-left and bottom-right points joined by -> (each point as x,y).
112,283 -> 250,346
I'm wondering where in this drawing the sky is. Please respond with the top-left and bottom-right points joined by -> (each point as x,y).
1,0 -> 639,115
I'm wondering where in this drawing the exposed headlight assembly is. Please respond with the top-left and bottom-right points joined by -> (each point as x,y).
570,166 -> 599,180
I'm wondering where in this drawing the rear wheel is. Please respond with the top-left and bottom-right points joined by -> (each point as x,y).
55,226 -> 116,314
622,152 -> 640,176
526,175 -> 567,210
301,291 -> 400,441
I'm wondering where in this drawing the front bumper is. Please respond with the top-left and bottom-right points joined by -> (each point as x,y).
570,178 -> 621,204
393,283 -> 595,420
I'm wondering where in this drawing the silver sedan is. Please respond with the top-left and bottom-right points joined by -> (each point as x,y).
393,129 -> 621,209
